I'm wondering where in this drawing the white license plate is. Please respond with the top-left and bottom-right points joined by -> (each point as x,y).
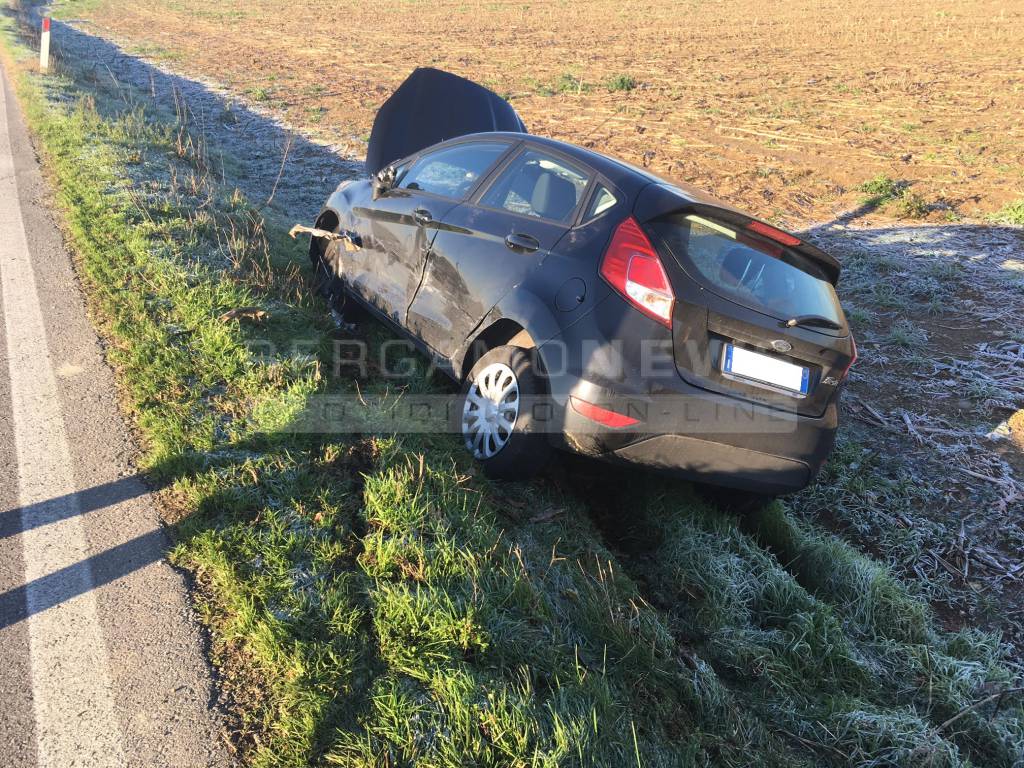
721,344 -> 809,395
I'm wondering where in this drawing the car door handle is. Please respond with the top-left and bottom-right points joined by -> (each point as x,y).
505,233 -> 540,253
412,208 -> 433,226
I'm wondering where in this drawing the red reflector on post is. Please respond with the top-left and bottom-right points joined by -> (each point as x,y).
42,17 -> 51,32
569,396 -> 640,428
746,220 -> 801,247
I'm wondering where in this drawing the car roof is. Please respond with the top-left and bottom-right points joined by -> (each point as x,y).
445,131 -> 741,213
431,131 -> 839,281
458,131 -> 657,188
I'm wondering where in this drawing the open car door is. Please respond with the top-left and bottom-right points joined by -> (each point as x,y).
365,68 -> 527,176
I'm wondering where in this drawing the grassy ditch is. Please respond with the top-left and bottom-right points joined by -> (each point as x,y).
2,7 -> 1023,767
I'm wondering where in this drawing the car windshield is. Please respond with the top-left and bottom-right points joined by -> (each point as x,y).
649,214 -> 843,327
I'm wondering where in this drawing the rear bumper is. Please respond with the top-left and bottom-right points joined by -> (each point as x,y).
556,379 -> 836,494
603,434 -> 815,495
539,302 -> 839,495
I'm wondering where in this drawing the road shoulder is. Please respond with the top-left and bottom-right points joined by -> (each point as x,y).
0,58 -> 231,768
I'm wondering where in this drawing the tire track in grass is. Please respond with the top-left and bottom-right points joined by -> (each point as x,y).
568,459 -> 1023,766
744,503 -> 1024,765
561,463 -> 875,765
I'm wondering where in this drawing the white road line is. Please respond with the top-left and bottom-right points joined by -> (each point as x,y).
0,70 -> 126,766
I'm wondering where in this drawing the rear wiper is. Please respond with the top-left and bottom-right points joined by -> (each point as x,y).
783,314 -> 842,330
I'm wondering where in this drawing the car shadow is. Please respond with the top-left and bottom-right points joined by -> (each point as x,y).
11,2 -> 363,225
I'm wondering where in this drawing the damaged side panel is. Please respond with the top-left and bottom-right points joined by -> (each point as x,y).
312,179 -> 452,325
407,200 -> 569,360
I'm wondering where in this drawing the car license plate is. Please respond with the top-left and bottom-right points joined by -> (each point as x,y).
721,344 -> 809,395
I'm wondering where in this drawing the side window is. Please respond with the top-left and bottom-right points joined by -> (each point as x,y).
584,185 -> 618,221
399,142 -> 508,199
392,160 -> 412,186
479,149 -> 589,223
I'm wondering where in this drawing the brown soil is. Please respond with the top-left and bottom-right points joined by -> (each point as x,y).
1010,409 -> 1024,451
60,0 -> 1024,227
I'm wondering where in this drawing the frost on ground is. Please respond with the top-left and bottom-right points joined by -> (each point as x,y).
9,6 -> 1024,764
48,13 -> 361,223
799,222 -> 1024,651
49,9 -> 1024,658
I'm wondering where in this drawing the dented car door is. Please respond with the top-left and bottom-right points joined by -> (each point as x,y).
347,141 -> 512,325
407,145 -> 592,359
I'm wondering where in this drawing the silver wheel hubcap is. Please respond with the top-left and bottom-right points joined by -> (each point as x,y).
462,362 -> 520,459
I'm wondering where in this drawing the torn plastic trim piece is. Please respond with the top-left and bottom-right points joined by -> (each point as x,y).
289,223 -> 361,252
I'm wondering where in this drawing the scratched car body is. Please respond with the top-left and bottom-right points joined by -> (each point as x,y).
309,68 -> 855,494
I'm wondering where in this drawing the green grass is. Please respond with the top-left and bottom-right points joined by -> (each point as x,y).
248,86 -> 271,102
891,189 -> 929,219
606,74 -> 638,92
884,319 -> 929,349
554,71 -> 590,95
989,199 -> 1024,225
858,174 -> 905,206
2,7 -> 1023,767
857,175 -> 930,219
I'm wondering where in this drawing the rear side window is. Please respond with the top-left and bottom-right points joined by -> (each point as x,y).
649,214 -> 843,326
480,149 -> 589,223
399,142 -> 508,199
584,185 -> 618,221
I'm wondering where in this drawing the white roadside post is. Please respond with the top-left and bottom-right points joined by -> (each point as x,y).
39,17 -> 51,73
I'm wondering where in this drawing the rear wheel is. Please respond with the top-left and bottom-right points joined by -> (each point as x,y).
459,345 -> 551,480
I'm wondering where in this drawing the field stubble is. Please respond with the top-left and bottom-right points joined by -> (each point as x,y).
52,0 -> 1024,226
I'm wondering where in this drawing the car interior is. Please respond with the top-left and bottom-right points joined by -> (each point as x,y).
480,152 -> 586,221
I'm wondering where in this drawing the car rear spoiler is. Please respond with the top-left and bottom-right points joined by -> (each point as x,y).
634,182 -> 842,284
365,68 -> 528,176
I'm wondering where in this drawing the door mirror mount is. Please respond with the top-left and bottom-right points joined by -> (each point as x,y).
372,165 -> 397,199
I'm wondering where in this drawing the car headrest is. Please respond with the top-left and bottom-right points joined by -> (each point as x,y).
531,173 -> 577,221
719,246 -> 752,286
509,164 -> 543,205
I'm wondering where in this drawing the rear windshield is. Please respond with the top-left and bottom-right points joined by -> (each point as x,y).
648,214 -> 843,327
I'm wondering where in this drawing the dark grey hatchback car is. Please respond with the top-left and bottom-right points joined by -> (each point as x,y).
309,68 -> 855,496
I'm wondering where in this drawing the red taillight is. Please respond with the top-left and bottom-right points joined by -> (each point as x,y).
569,396 -> 640,428
746,220 -> 801,247
839,334 -> 857,380
599,216 -> 675,328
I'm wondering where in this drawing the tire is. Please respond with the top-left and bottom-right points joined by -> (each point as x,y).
310,239 -> 346,313
458,345 -> 552,480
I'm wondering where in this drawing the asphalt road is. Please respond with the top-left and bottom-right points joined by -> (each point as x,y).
0,62 -> 231,767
